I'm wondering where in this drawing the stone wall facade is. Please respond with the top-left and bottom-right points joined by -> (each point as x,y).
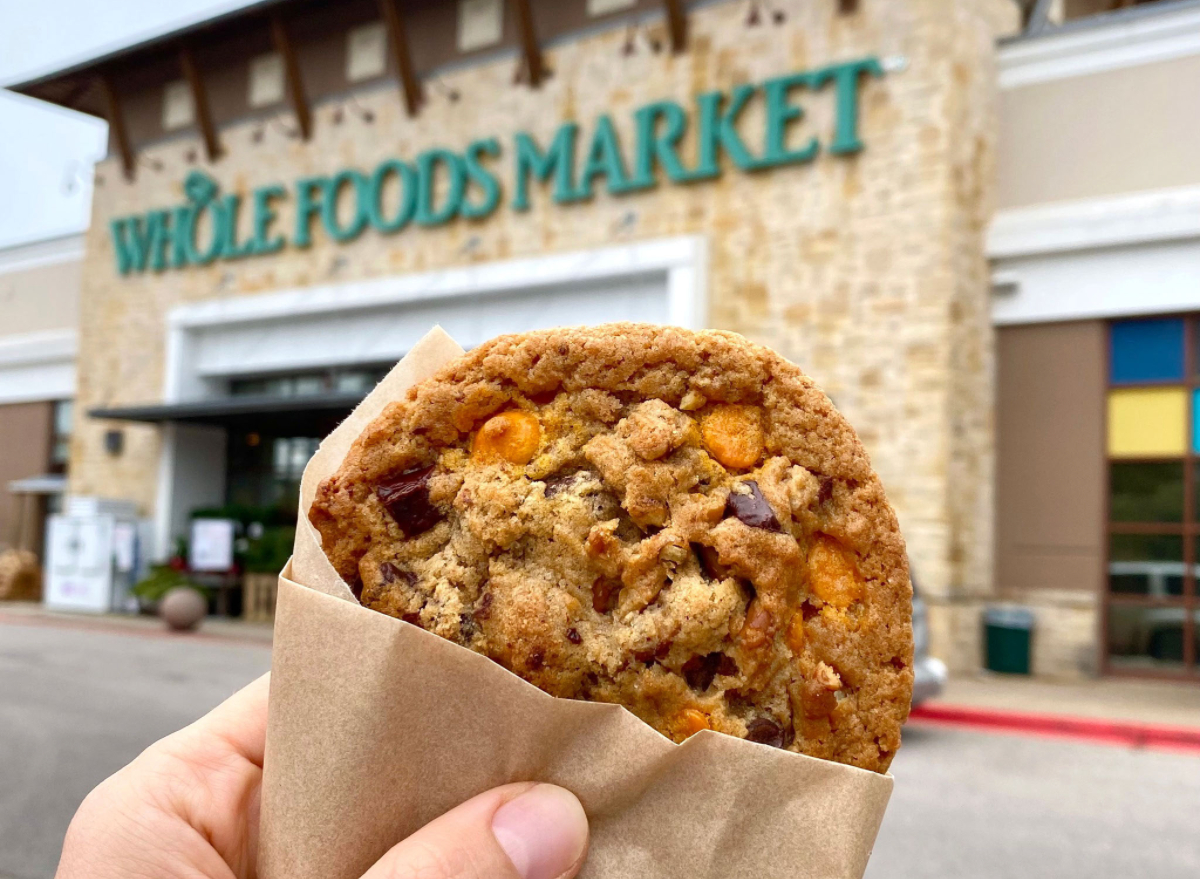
72,0 -> 1018,669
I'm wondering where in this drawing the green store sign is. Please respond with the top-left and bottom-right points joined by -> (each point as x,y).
110,57 -> 882,276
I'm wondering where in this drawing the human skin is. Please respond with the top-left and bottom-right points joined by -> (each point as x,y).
54,674 -> 590,879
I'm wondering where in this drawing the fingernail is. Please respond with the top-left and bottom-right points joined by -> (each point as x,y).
492,784 -> 589,879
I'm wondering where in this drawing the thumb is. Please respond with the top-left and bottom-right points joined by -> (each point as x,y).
360,782 -> 589,879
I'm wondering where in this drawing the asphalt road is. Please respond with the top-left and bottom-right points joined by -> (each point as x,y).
0,620 -> 271,879
1,618 -> 1198,879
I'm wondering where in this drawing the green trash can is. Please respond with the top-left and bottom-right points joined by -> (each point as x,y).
984,607 -> 1035,675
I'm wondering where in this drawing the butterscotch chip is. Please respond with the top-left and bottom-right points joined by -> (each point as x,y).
701,404 -> 764,469
471,410 -> 541,464
678,708 -> 711,737
311,324 -> 912,772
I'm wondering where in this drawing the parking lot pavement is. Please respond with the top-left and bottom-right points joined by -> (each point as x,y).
3,616 -> 1198,879
868,723 -> 1200,879
0,619 -> 270,879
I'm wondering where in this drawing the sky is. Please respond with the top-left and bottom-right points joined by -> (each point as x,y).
0,0 -> 258,249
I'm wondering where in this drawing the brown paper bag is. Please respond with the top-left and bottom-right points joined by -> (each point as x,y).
259,327 -> 893,879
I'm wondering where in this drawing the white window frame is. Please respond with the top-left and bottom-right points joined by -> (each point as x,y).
162,236 -> 707,402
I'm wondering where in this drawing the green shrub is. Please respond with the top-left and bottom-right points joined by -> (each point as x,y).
132,565 -> 207,603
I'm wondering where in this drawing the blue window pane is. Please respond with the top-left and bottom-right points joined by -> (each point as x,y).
1193,389 -> 1200,454
1111,319 -> 1185,383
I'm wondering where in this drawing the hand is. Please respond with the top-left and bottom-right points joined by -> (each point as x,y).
55,673 -> 590,879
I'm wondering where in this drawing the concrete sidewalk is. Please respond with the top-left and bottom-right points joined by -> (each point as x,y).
911,672 -> 1200,751
932,673 -> 1200,729
0,600 -> 273,645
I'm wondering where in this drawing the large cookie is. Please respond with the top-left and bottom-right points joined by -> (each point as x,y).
310,324 -> 913,772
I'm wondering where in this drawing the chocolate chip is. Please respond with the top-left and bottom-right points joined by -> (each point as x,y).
528,389 -> 558,405
528,649 -> 545,671
889,656 -> 907,670
817,475 -> 834,505
634,647 -> 657,665
349,578 -> 363,601
401,612 -> 423,628
459,613 -> 477,639
800,599 -> 820,621
724,481 -> 782,532
566,627 -> 582,645
745,717 -> 785,748
683,652 -> 724,692
693,543 -> 731,580
473,592 -> 493,621
716,654 -> 739,677
376,466 -> 440,536
380,562 -> 417,586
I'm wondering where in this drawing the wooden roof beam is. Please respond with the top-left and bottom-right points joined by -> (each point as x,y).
179,46 -> 222,162
663,0 -> 687,53
271,13 -> 312,140
512,0 -> 546,88
97,73 -> 136,180
378,0 -> 423,116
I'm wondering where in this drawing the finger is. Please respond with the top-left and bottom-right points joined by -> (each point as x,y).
174,672 -> 271,768
361,782 -> 589,879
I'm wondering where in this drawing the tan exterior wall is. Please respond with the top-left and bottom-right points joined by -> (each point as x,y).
997,52 -> 1200,209
0,401 -> 53,555
994,320 -> 1106,677
0,258 -> 81,339
75,0 -> 1017,668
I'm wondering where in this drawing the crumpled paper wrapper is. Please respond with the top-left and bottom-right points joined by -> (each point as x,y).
259,327 -> 893,879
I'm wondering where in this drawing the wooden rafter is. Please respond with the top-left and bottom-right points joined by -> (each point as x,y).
97,73 -> 136,180
271,14 -> 312,140
378,0 -> 423,116
179,46 -> 222,162
663,0 -> 687,53
512,0 -> 546,88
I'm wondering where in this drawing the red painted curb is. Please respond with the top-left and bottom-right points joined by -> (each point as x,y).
908,703 -> 1200,753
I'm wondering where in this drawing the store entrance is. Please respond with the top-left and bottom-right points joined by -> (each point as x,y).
220,364 -> 389,518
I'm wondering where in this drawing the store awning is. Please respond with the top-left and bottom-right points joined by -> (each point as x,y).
7,474 -> 68,495
90,392 -> 365,433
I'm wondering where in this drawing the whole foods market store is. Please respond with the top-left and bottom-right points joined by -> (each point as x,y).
25,0 -> 1195,681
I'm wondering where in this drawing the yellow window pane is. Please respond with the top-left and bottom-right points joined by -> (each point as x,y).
1108,387 -> 1187,457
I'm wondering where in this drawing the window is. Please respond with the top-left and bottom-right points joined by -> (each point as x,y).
162,79 -> 195,130
248,53 -> 285,107
1105,317 -> 1198,675
227,433 -> 320,517
228,366 -> 390,398
458,0 -> 503,52
346,22 -> 387,82
50,399 -> 72,473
